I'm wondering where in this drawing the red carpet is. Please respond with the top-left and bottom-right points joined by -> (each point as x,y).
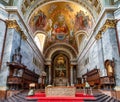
26,92 -> 95,102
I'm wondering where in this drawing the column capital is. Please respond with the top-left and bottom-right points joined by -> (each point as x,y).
6,20 -> 27,40
6,20 -> 21,32
101,19 -> 117,33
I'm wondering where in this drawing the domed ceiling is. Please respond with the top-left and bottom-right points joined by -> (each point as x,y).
28,1 -> 96,53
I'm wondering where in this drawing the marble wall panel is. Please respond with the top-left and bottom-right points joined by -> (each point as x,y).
0,6 -> 8,20
0,20 -> 6,64
102,29 -> 113,60
11,30 -> 41,75
109,28 -> 120,86
0,29 -> 14,88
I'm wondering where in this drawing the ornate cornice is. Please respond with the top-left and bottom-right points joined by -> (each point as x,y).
95,31 -> 102,40
6,20 -> 27,40
95,19 -> 117,40
101,19 -> 117,32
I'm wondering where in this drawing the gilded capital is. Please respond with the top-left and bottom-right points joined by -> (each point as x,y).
6,20 -> 21,32
101,19 -> 117,32
6,20 -> 27,40
95,31 -> 102,40
21,31 -> 27,40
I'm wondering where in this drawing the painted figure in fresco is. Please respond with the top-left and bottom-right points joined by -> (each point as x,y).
74,10 -> 92,31
45,19 -> 53,39
34,10 -> 47,30
53,21 -> 68,34
74,10 -> 84,30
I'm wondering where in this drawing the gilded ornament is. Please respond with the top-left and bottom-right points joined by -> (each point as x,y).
101,19 -> 117,32
95,31 -> 102,40
6,20 -> 27,40
6,20 -> 21,32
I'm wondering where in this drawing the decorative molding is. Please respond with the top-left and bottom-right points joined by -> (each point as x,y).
6,20 -> 27,40
95,19 -> 117,40
6,20 -> 20,31
21,31 -> 27,40
26,0 -> 97,22
44,43 -> 77,59
95,31 -> 102,40
101,19 -> 117,32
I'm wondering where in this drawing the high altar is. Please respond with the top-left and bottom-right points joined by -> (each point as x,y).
45,86 -> 76,97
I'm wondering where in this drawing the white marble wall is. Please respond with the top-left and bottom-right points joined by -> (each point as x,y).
0,7 -> 44,90
0,29 -> 14,90
0,20 -> 6,63
77,8 -> 119,81
114,8 -> 120,86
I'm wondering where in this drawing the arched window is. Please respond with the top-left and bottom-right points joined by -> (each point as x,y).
34,33 -> 46,53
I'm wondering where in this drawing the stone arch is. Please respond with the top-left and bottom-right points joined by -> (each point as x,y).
27,0 -> 97,24
44,43 -> 77,60
33,31 -> 47,52
75,30 -> 88,50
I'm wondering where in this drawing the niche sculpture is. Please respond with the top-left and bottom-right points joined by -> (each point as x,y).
104,59 -> 114,77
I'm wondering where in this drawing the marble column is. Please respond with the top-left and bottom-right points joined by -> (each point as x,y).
95,32 -> 107,76
48,65 -> 51,85
73,65 -> 77,84
70,65 -> 73,86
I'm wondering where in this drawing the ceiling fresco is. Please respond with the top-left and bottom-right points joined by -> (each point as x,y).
29,2 -> 95,53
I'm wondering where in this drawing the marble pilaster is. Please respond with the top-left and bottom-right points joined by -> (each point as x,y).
95,32 -> 107,76
70,65 -> 73,85
0,28 -> 15,89
48,65 -> 51,85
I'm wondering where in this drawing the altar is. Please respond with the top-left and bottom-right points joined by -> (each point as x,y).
45,86 -> 76,97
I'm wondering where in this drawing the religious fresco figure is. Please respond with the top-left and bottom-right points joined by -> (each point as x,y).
34,10 -> 47,30
53,21 -> 68,34
74,10 -> 93,31
52,14 -> 69,35
45,19 -> 53,40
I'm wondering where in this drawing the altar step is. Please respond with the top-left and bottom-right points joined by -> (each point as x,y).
0,91 -> 33,102
0,90 -> 120,102
96,93 -> 120,102
85,93 -> 120,102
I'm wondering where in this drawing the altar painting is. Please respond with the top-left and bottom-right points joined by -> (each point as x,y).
54,55 -> 68,78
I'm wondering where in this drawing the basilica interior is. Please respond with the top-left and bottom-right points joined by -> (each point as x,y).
0,0 -> 120,101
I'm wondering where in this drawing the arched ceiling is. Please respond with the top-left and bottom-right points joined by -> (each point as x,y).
21,0 -> 102,21
21,0 -> 102,55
